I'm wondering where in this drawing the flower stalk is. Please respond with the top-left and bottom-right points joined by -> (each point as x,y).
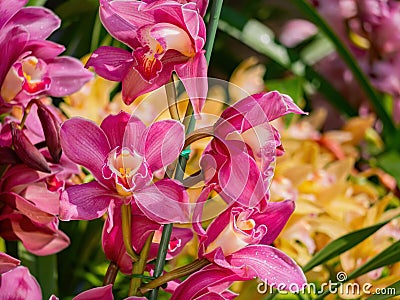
121,204 -> 139,262
129,232 -> 155,296
103,261 -> 119,285
142,259 -> 210,293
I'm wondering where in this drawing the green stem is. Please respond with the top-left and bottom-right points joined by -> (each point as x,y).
90,13 -> 102,52
292,0 -> 396,137
204,0 -> 224,64
103,261 -> 119,285
149,0 -> 223,298
129,232 -> 155,296
34,255 -> 58,299
142,259 -> 210,293
121,204 -> 139,262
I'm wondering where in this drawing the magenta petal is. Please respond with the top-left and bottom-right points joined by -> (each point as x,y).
257,200 -> 295,245
174,52 -> 208,116
47,57 -> 93,97
0,26 -> 28,83
144,120 -> 185,171
0,0 -> 27,29
102,205 -> 132,274
25,40 -> 65,60
218,141 -> 268,207
86,46 -> 133,81
73,284 -> 114,300
99,0 -> 153,48
0,266 -> 41,300
121,67 -> 169,105
134,179 -> 189,224
60,182 -> 116,221
0,252 -> 20,274
225,245 -> 306,289
9,7 -> 60,40
100,111 -> 132,149
60,117 -> 111,186
170,265 -> 241,300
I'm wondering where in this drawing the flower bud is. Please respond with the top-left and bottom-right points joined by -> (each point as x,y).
36,103 -> 62,163
10,122 -> 51,173
0,146 -> 21,165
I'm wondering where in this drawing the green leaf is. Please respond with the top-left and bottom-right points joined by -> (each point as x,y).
27,0 -> 47,6
266,77 -> 303,103
365,280 -> 400,300
348,240 -> 400,280
302,216 -> 399,272
377,151 -> 400,187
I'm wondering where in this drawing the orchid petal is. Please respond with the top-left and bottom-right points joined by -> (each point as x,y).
221,245 -> 306,289
86,46 -> 133,81
0,266 -> 41,299
8,7 -> 60,40
60,182 -> 116,221
170,264 -> 241,300
218,140 -> 268,207
101,111 -> 134,149
102,204 -> 132,274
0,26 -> 28,85
257,200 -> 295,245
73,284 -> 114,300
143,120 -> 185,171
99,0 -> 154,48
174,52 -> 208,116
0,0 -> 27,29
60,117 -> 111,187
134,179 -> 189,224
0,252 -> 20,274
25,40 -> 65,60
47,57 -> 93,97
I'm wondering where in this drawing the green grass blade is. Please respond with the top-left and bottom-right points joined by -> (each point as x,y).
365,280 -> 400,300
302,215 -> 399,272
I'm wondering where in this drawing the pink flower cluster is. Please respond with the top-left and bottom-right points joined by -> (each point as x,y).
0,0 -> 307,298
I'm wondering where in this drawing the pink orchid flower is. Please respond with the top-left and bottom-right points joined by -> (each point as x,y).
0,164 -> 73,255
201,91 -> 305,208
102,202 -> 193,274
0,0 -> 92,108
60,111 -> 190,224
188,187 -> 306,296
86,0 -> 207,116
0,266 -> 42,299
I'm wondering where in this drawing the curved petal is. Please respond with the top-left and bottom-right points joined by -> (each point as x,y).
100,111 -> 131,149
99,0 -> 154,48
47,56 -> 93,97
134,179 -> 189,224
0,0 -> 27,29
102,204 -> 132,274
220,245 -> 307,290
0,252 -> 20,274
73,284 -> 114,300
8,7 -> 60,40
86,46 -> 133,81
121,65 -> 170,105
25,40 -> 65,60
256,200 -> 295,245
60,117 -> 111,186
174,52 -> 208,116
0,266 -> 41,300
218,140 -> 268,208
60,182 -> 116,221
143,120 -> 185,172
170,264 -> 241,300
0,26 -> 28,84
